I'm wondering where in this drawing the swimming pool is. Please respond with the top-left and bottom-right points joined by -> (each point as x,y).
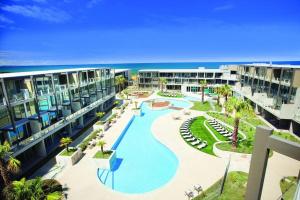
97,99 -> 191,193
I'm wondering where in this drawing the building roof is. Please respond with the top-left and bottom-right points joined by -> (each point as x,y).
115,69 -> 130,73
138,68 -> 224,73
0,67 -> 109,79
241,63 -> 300,69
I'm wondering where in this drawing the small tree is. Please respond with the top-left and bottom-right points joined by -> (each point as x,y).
60,137 -> 72,152
225,97 -> 254,148
199,80 -> 207,103
96,112 -> 105,119
215,86 -> 222,106
98,140 -> 106,153
0,141 -> 21,186
221,84 -> 231,102
159,77 -> 167,91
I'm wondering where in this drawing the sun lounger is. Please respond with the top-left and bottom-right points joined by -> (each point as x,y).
197,141 -> 207,149
219,130 -> 228,135
181,132 -> 190,136
183,134 -> 192,139
186,137 -> 196,142
194,184 -> 203,193
191,139 -> 201,146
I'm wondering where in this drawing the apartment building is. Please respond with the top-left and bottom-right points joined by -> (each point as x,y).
234,63 -> 300,136
138,66 -> 238,92
0,67 -> 115,174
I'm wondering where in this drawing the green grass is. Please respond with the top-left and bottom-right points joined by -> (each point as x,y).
157,91 -> 184,98
216,141 -> 253,154
215,104 -> 222,112
191,101 -> 212,111
280,176 -> 297,200
93,150 -> 112,159
273,131 -> 300,144
60,148 -> 77,156
243,117 -> 267,127
193,171 -> 248,200
188,116 -> 217,155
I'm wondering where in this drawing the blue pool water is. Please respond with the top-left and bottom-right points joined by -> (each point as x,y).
97,99 -> 191,193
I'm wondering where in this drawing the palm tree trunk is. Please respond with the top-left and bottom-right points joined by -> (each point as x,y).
118,84 -> 121,93
66,145 -> 69,152
101,146 -> 104,153
225,95 -> 228,102
0,160 -> 11,186
232,117 -> 239,148
201,86 -> 204,103
217,95 -> 220,105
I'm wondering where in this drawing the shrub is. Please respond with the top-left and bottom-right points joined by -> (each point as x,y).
42,179 -> 63,194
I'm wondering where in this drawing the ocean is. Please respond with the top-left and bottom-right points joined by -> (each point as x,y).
1,61 -> 299,75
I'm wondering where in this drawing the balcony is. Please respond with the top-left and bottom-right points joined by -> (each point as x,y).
9,90 -> 34,104
11,92 -> 115,156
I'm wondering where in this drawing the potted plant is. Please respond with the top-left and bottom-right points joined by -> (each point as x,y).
132,101 -> 141,116
56,137 -> 82,166
93,140 -> 116,170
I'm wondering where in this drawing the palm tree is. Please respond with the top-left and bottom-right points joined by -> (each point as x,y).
98,140 -> 106,153
159,77 -> 167,91
60,137 -> 72,152
221,84 -> 231,102
4,177 -> 62,200
225,97 -> 254,148
199,80 -> 207,103
115,75 -> 126,93
0,141 -> 21,186
214,86 -> 222,106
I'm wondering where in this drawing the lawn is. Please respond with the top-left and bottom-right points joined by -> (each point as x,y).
93,150 -> 112,159
280,176 -> 297,199
216,141 -> 253,154
191,101 -> 212,111
193,171 -> 248,200
187,116 -> 217,155
60,148 -> 77,156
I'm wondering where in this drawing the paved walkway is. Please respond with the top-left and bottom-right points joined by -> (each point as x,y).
33,93 -> 300,200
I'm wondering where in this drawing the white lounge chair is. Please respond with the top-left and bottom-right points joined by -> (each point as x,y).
197,141 -> 207,149
194,184 -> 203,194
186,137 -> 196,142
181,132 -> 190,136
183,134 -> 192,139
184,190 -> 194,199
191,139 -> 201,146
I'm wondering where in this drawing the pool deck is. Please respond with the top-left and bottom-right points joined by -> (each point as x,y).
34,93 -> 300,200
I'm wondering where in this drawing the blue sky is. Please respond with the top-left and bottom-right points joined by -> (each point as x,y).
0,0 -> 300,65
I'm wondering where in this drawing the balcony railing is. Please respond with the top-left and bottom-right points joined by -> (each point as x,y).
9,90 -> 34,104
11,92 -> 115,156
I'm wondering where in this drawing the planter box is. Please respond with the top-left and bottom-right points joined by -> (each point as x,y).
133,109 -> 141,116
56,148 -> 83,167
93,150 -> 116,170
93,121 -> 109,132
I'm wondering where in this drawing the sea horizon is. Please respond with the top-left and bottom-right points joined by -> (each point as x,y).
1,60 -> 300,74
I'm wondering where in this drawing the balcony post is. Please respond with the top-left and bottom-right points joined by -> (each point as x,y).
77,71 -> 83,107
31,76 -> 43,128
65,73 -> 74,113
276,68 -> 284,107
287,68 -> 295,103
51,74 -> 60,118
